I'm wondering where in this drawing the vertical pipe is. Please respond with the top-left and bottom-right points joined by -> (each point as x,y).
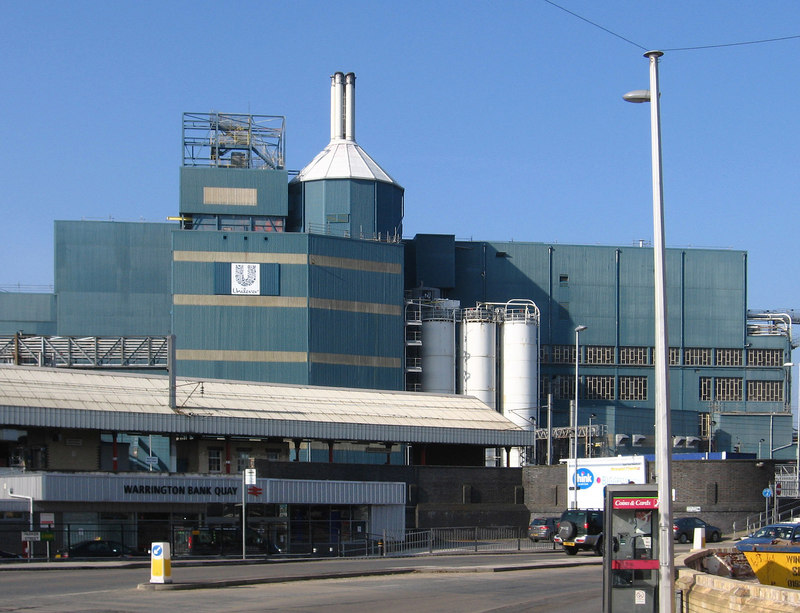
332,72 -> 344,140
345,72 -> 356,141
168,334 -> 176,410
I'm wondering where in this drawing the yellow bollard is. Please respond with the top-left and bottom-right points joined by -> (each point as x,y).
150,542 -> 172,584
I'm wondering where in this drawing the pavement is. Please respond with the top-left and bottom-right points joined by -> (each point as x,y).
0,550 -> 604,591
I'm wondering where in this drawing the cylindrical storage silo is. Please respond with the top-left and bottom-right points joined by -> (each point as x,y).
460,307 -> 497,409
500,300 -> 541,429
421,314 -> 457,393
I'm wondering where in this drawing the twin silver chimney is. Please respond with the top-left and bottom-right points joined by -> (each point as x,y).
330,72 -> 356,142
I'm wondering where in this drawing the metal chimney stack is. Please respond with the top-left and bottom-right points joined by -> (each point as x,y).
330,71 -> 356,142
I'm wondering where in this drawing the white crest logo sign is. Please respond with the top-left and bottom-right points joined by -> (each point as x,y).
231,263 -> 260,295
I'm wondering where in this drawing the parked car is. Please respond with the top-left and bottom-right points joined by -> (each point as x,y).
553,509 -> 604,555
736,523 -> 800,548
673,517 -> 722,543
56,538 -> 143,559
528,517 -> 559,542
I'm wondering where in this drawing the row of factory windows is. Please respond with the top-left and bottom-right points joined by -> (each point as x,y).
544,345 -> 784,367
541,375 -> 784,403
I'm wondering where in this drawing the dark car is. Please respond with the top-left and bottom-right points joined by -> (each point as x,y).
736,523 -> 800,548
673,517 -> 722,543
553,509 -> 604,555
56,539 -> 142,559
528,517 -> 558,542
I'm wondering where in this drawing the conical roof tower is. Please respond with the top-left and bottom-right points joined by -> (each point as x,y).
289,72 -> 403,240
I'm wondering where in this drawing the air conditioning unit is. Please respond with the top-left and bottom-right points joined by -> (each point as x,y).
672,436 -> 686,447
615,434 -> 630,446
685,436 -> 701,447
632,434 -> 646,447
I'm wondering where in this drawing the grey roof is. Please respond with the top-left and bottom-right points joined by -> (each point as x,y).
0,365 -> 532,446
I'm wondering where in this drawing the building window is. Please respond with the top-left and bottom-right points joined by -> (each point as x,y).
586,376 -> 614,400
553,375 -> 575,400
586,346 -> 614,365
236,448 -> 252,472
747,380 -> 783,402
620,346 -> 649,365
552,345 -> 576,365
699,377 -> 712,401
620,376 -> 647,401
208,448 -> 222,473
715,377 -> 743,401
715,348 -> 742,367
747,348 -> 783,367
540,345 -> 551,364
669,347 -> 681,366
540,375 -> 551,400
684,348 -> 712,366
559,274 -> 569,287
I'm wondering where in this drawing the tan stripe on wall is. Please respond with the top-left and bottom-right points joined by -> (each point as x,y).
176,349 -> 400,368
173,295 -> 307,307
173,251 -> 307,264
309,298 -> 401,316
176,349 -> 308,363
309,254 -> 401,274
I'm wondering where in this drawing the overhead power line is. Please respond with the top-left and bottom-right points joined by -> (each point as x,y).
542,0 -> 800,53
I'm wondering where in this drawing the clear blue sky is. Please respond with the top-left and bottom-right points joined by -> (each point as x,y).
2,1 -> 797,367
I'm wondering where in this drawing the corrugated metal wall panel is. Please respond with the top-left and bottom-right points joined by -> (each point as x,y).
0,293 -> 57,335
54,221 -> 173,336
370,504 -> 405,540
179,167 -> 288,217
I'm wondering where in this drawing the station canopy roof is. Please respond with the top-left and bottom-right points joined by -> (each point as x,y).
0,365 -> 532,446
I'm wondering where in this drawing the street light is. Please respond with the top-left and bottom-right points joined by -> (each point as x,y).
624,49 -> 674,613
573,324 -> 587,510
758,438 -> 766,458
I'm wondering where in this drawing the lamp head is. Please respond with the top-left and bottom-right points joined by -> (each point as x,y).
623,89 -> 650,103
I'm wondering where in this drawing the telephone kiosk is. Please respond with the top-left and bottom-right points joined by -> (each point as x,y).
603,483 -> 660,612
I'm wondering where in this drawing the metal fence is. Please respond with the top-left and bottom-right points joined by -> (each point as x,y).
0,524 -> 558,560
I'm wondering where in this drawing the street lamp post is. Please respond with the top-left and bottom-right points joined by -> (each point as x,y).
758,438 -> 765,459
588,413 -> 597,458
574,324 -> 587,510
624,50 -> 674,613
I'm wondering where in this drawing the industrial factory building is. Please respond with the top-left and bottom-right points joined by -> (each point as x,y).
0,71 -> 795,551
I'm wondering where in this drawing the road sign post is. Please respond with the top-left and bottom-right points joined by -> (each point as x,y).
243,466 -> 257,560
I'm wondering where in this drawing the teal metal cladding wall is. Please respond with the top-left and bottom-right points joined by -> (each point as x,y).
449,241 -> 746,348
172,231 -> 310,384
172,231 -> 404,389
291,179 -> 403,239
0,293 -> 57,335
179,167 -> 288,217
54,221 -> 173,336
307,235 -> 404,390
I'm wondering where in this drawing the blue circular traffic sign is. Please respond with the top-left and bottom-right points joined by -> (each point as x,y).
762,488 -> 772,498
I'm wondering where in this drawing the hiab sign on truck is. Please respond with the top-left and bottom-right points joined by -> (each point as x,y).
564,456 -> 647,509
